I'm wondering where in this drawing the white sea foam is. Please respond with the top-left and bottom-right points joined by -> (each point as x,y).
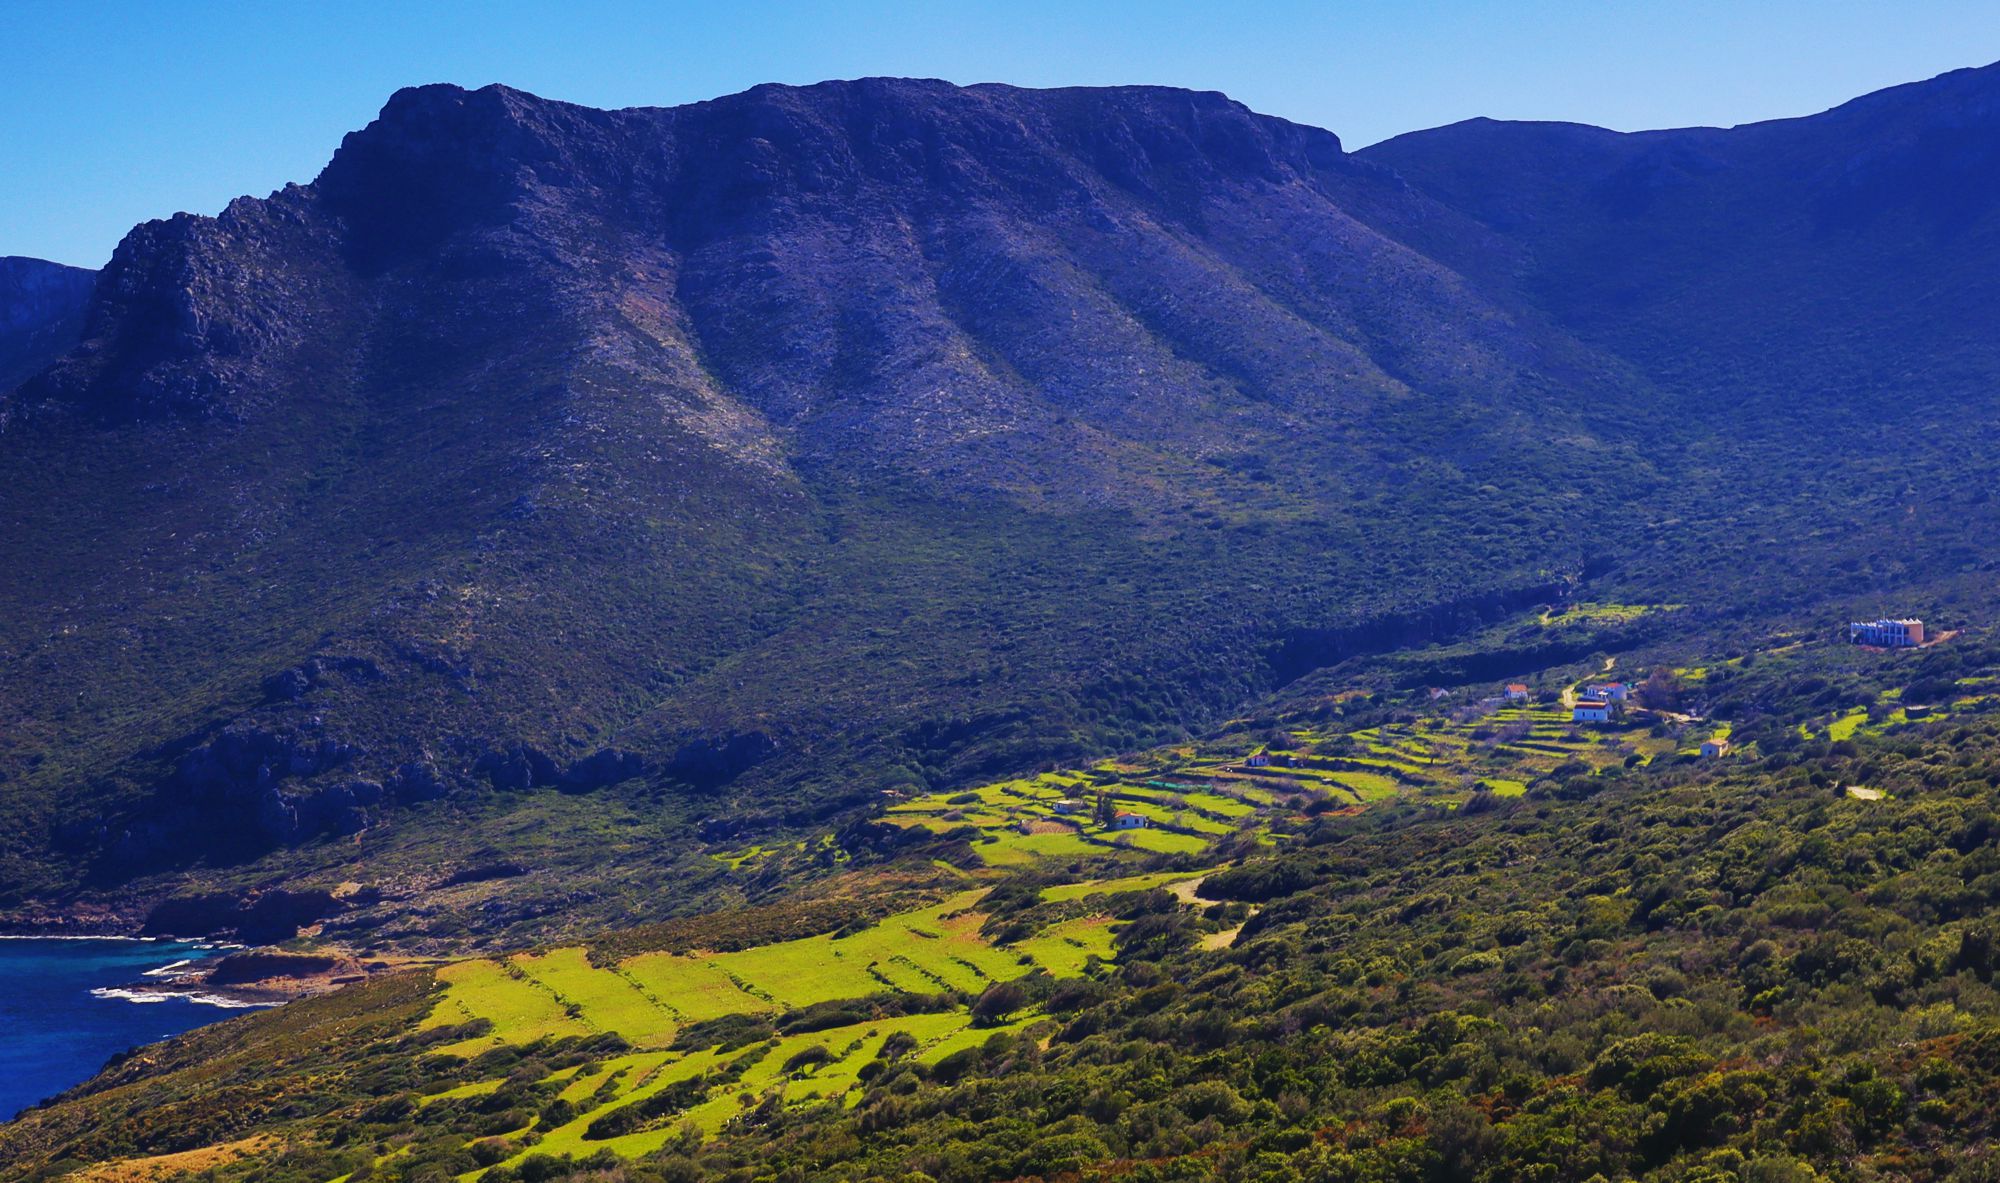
0,934 -> 171,942
89,986 -> 272,1010
89,987 -> 172,1004
172,992 -> 275,1010
142,959 -> 197,977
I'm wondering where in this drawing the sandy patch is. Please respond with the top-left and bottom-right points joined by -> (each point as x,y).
1201,925 -> 1243,951
70,1134 -> 278,1182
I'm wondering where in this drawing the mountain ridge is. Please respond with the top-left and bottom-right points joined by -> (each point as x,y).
1359,58 -> 2000,422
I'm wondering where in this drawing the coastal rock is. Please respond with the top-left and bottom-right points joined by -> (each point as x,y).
203,949 -> 348,986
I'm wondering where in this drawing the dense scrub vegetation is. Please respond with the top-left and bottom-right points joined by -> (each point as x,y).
12,633 -> 2000,1181
653,720 -> 2000,1182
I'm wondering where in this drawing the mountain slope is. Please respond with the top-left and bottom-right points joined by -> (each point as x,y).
4,70 -> 1999,940
0,256 -> 94,393
0,80 -> 1645,935
1355,60 -> 2000,630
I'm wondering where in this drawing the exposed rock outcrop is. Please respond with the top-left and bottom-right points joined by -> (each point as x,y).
103,727 -> 369,867
474,745 -> 561,791
142,888 -> 345,943
661,732 -> 776,791
560,748 -> 650,793
259,656 -> 384,703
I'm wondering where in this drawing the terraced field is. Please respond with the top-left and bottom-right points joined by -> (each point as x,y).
428,893 -> 1036,1054
1039,869 -> 1202,902
1538,601 -> 1684,627
397,876 -> 1208,1179
501,1011 -> 1026,1164
1797,684 -> 2000,745
826,696 -> 1686,877
1151,704 -> 1674,809
873,773 -> 1259,865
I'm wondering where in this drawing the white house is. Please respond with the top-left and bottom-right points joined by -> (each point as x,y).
1504,683 -> 1531,701
1050,798 -> 1087,815
1111,812 -> 1148,831
1572,701 -> 1614,724
1850,619 -> 1925,647
1587,682 -> 1632,702
1700,738 -> 1731,758
1245,753 -> 1271,768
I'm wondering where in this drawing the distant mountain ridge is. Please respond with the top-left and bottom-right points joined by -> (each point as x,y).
2,68 -> 1997,940
0,256 -> 94,394
1360,59 -> 2000,422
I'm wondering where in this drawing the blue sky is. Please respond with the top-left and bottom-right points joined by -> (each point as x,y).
5,1 -> 1997,268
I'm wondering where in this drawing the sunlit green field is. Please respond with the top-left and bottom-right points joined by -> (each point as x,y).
402,873 -> 1198,1179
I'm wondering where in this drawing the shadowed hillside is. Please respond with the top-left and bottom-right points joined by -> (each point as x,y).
0,256 -> 94,393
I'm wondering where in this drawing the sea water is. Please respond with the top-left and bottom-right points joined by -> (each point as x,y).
0,937 -> 259,1120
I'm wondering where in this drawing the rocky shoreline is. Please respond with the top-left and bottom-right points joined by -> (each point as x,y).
112,948 -> 397,1008
1,930 -> 401,1009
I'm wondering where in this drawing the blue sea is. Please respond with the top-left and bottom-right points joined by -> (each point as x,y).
0,937 -> 259,1121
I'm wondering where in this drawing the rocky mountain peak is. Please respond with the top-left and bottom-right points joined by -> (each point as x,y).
16,79 -> 1395,429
